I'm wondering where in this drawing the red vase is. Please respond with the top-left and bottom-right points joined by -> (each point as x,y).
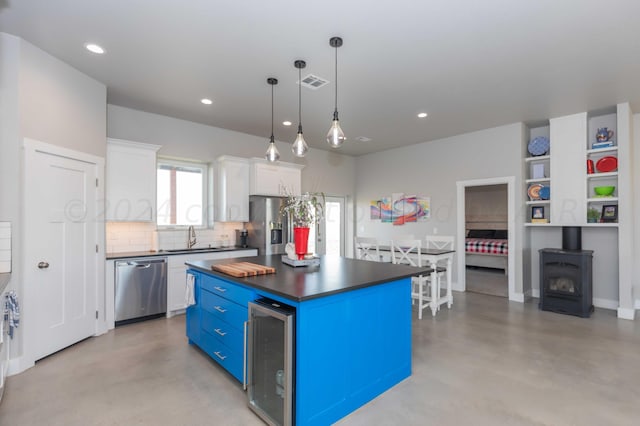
293,227 -> 310,260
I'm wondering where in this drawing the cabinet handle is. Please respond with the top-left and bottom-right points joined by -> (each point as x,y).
214,306 -> 227,313
214,328 -> 227,336
214,286 -> 227,293
213,351 -> 227,361
243,320 -> 248,390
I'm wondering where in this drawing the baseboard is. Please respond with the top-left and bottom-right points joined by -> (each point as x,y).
617,307 -> 636,320
7,355 -> 34,376
592,297 -> 618,310
509,292 -> 524,303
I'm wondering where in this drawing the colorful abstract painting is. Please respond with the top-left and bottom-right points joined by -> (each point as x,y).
416,197 -> 431,221
370,200 -> 381,219
380,197 -> 392,223
392,193 -> 405,225
370,195 -> 430,224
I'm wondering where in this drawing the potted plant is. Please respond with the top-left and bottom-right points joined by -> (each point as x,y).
281,192 -> 324,259
587,207 -> 600,223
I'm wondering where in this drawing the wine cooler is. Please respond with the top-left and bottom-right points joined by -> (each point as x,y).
248,298 -> 295,426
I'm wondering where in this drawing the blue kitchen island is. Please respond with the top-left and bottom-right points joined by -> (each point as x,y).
186,254 -> 428,425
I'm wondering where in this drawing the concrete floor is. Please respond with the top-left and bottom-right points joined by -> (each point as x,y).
1,292 -> 639,425
466,267 -> 509,298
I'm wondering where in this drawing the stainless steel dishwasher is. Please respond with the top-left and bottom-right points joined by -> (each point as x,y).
115,257 -> 167,325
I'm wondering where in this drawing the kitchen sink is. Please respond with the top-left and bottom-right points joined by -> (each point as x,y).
162,247 -> 230,253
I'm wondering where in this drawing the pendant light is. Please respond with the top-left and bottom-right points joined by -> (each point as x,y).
327,36 -> 345,148
292,60 -> 309,157
265,77 -> 280,162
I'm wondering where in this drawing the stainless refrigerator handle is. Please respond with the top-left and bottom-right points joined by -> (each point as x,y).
243,319 -> 248,390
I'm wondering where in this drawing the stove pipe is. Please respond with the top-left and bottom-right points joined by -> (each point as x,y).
562,226 -> 582,251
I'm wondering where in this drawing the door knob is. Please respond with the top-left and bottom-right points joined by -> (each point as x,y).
38,261 -> 50,269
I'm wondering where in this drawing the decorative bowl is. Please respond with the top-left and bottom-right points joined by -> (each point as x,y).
593,186 -> 615,196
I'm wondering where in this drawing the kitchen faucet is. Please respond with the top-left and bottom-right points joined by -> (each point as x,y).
188,225 -> 197,249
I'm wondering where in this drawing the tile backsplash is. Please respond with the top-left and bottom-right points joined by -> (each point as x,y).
106,222 -> 246,253
0,222 -> 11,273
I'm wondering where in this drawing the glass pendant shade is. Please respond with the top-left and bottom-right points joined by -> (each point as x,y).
292,128 -> 309,157
265,77 -> 280,162
292,60 -> 308,157
327,113 -> 345,148
327,36 -> 346,148
265,137 -> 280,162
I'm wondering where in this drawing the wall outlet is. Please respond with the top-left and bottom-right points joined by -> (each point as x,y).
433,227 -> 438,235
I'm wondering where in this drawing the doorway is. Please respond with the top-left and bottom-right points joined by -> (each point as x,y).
456,177 -> 517,301
312,195 -> 345,256
23,139 -> 105,369
464,184 -> 509,297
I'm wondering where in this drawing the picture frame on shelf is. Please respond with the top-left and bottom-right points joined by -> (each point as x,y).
531,206 -> 544,220
600,204 -> 618,223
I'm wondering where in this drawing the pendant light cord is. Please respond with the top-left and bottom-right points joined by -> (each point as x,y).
298,65 -> 302,132
334,44 -> 338,112
270,82 -> 274,139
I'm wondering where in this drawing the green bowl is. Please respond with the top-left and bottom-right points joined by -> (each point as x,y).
594,186 -> 615,196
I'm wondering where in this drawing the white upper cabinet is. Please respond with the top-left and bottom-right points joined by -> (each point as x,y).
215,156 -> 249,222
106,138 -> 161,222
249,158 -> 304,196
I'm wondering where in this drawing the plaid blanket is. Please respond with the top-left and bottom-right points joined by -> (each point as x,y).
465,238 -> 508,255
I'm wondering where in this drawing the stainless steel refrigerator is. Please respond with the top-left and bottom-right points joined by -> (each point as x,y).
247,195 -> 290,255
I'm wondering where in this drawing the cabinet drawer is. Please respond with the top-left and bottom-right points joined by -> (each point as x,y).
201,275 -> 254,306
202,309 -> 245,351
201,290 -> 249,327
199,333 -> 244,383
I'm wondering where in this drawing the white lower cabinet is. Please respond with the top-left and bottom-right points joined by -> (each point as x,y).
166,249 -> 257,316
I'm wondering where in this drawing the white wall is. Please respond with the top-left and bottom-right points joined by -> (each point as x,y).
355,123 -> 525,288
0,33 -> 107,367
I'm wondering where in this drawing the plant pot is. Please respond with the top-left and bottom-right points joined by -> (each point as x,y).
293,227 -> 310,260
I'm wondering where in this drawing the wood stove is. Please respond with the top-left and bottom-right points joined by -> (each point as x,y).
539,227 -> 594,318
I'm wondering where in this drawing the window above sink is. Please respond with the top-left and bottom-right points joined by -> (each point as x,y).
157,158 -> 208,228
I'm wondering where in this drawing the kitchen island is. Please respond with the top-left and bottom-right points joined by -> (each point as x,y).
186,254 -> 429,425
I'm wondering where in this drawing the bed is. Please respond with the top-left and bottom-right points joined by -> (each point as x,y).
465,229 -> 508,275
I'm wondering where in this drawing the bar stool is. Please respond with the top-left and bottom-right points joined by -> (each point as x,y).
354,236 -> 381,261
425,235 -> 455,312
391,238 -> 431,319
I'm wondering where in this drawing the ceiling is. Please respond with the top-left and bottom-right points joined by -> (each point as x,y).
2,0 -> 640,157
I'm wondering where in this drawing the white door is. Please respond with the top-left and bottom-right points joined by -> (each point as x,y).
313,196 -> 345,256
24,142 -> 98,361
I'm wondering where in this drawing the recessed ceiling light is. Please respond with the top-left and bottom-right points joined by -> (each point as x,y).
355,136 -> 372,142
282,121 -> 292,126
417,112 -> 428,118
201,98 -> 213,105
85,43 -> 105,54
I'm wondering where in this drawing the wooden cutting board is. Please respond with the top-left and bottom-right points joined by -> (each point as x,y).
211,262 -> 276,278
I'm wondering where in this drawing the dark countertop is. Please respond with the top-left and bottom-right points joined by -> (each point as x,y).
106,246 -> 257,260
186,254 -> 432,302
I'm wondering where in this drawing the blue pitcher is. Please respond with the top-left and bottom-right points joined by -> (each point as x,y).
596,127 -> 614,142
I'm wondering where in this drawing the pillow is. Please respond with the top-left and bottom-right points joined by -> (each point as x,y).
467,229 -> 495,238
493,230 -> 508,239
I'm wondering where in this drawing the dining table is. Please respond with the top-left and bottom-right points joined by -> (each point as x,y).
361,244 -> 456,316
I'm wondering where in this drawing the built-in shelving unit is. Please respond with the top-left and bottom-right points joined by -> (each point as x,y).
585,111 -> 618,224
524,124 -> 551,225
